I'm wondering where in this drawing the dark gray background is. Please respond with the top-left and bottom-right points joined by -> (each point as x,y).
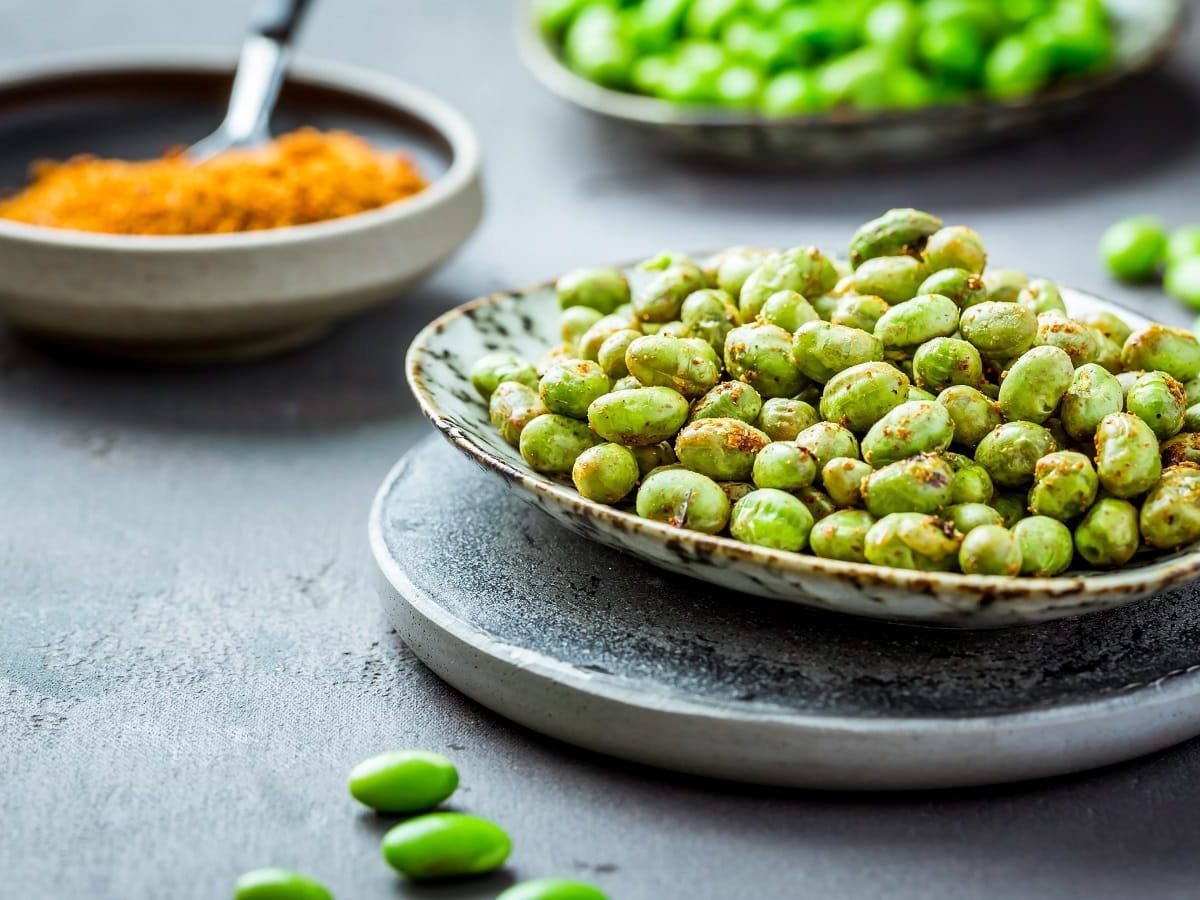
3,2 -> 1200,898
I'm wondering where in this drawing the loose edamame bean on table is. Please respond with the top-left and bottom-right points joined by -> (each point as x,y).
348,750 -> 459,814
234,868 -> 332,900
381,812 -> 511,881
472,208 -> 1200,577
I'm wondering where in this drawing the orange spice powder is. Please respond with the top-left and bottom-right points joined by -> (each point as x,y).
0,127 -> 427,235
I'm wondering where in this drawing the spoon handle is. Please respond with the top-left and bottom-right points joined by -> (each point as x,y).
189,0 -> 315,159
253,0 -> 315,43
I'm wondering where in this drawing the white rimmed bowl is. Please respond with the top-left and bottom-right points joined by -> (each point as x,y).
517,0 -> 1185,166
0,54 -> 483,362
406,270 -> 1200,628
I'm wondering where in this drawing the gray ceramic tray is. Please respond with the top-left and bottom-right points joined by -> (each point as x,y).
370,437 -> 1200,790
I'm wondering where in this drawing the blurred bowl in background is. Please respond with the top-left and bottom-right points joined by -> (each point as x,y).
517,0 -> 1185,167
0,54 -> 483,363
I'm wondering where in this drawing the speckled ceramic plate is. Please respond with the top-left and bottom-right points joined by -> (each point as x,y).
517,0 -> 1185,166
405,270 -> 1200,628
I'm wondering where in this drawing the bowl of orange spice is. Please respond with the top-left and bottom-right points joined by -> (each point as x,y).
0,54 -> 482,361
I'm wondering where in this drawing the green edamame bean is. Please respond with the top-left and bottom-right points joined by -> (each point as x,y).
1167,225 -> 1200,266
752,441 -> 817,491
496,878 -> 608,900
471,352 -> 539,400
573,443 -> 640,504
234,868 -> 332,900
924,225 -> 987,274
861,400 -> 955,467
1084,310 -> 1134,347
912,337 -> 984,391
756,397 -> 818,441
611,375 -> 641,391
681,288 -> 740,327
689,380 -> 763,424
564,7 -> 634,86
561,306 -> 605,353
626,334 -> 720,398
1099,216 -> 1166,282
587,387 -> 689,446
1060,363 -> 1124,442
794,486 -> 838,522
1125,371 -> 1188,440
849,208 -> 944,268
946,502 -> 1004,534
556,267 -> 630,314
959,301 -> 1038,359
630,441 -> 677,476
864,512 -> 962,571
918,268 -> 988,309
908,386 -> 936,402
1017,279 -> 1067,315
596,329 -> 640,377
795,422 -> 861,469
634,262 -> 706,323
725,322 -> 807,398
730,488 -> 815,551
1122,325 -> 1200,382
540,360 -> 612,419
959,525 -> 1022,576
578,314 -> 635,362
1035,310 -> 1098,367
985,33 -> 1050,99
975,421 -> 1057,487
519,414 -> 599,474
675,417 -> 770,481
862,453 -> 956,516
1166,258 -> 1200,311
1186,403 -> 1200,432
738,246 -> 838,319
937,385 -> 1003,449
944,452 -> 994,504
1163,433 -> 1200,467
1095,412 -> 1162,498
1012,516 -> 1075,576
636,467 -> 730,533
822,457 -> 873,508
1074,497 -> 1141,567
998,346 -> 1074,424
844,255 -> 929,304
490,382 -> 550,447
873,293 -> 959,349
828,293 -> 889,334
348,750 -> 459,814
988,490 -> 1028,529
1028,451 -> 1099,521
819,361 -> 910,433
982,269 -> 1029,302
810,509 -> 876,563
712,247 -> 772,297
1186,375 -> 1200,407
381,813 -> 511,881
759,290 -> 820,332
792,320 -> 885,383
1140,464 -> 1200,549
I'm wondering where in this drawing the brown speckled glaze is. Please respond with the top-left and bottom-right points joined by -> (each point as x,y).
405,273 -> 1200,628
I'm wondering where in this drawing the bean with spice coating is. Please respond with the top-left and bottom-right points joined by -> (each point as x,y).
1012,516 -> 1075,576
810,509 -> 877,563
730,489 -> 815,551
636,468 -> 731,534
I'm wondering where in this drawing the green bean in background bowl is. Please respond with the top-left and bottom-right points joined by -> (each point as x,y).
516,0 -> 1185,165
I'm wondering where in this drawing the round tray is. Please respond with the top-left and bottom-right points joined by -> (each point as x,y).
370,437 -> 1200,790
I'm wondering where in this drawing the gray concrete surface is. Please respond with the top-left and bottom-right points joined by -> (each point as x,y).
3,2 -> 1200,898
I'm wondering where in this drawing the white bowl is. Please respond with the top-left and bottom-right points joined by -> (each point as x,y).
406,271 -> 1200,628
0,55 -> 483,361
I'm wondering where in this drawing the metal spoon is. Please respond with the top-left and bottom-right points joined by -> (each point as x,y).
188,0 -> 314,161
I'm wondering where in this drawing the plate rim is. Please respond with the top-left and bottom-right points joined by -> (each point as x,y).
0,50 -> 482,251
369,447 -> 1200,788
404,269 -> 1200,613
514,0 -> 1187,131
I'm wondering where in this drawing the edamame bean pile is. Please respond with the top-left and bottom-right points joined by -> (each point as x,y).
535,0 -> 1116,115
473,208 -> 1200,576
